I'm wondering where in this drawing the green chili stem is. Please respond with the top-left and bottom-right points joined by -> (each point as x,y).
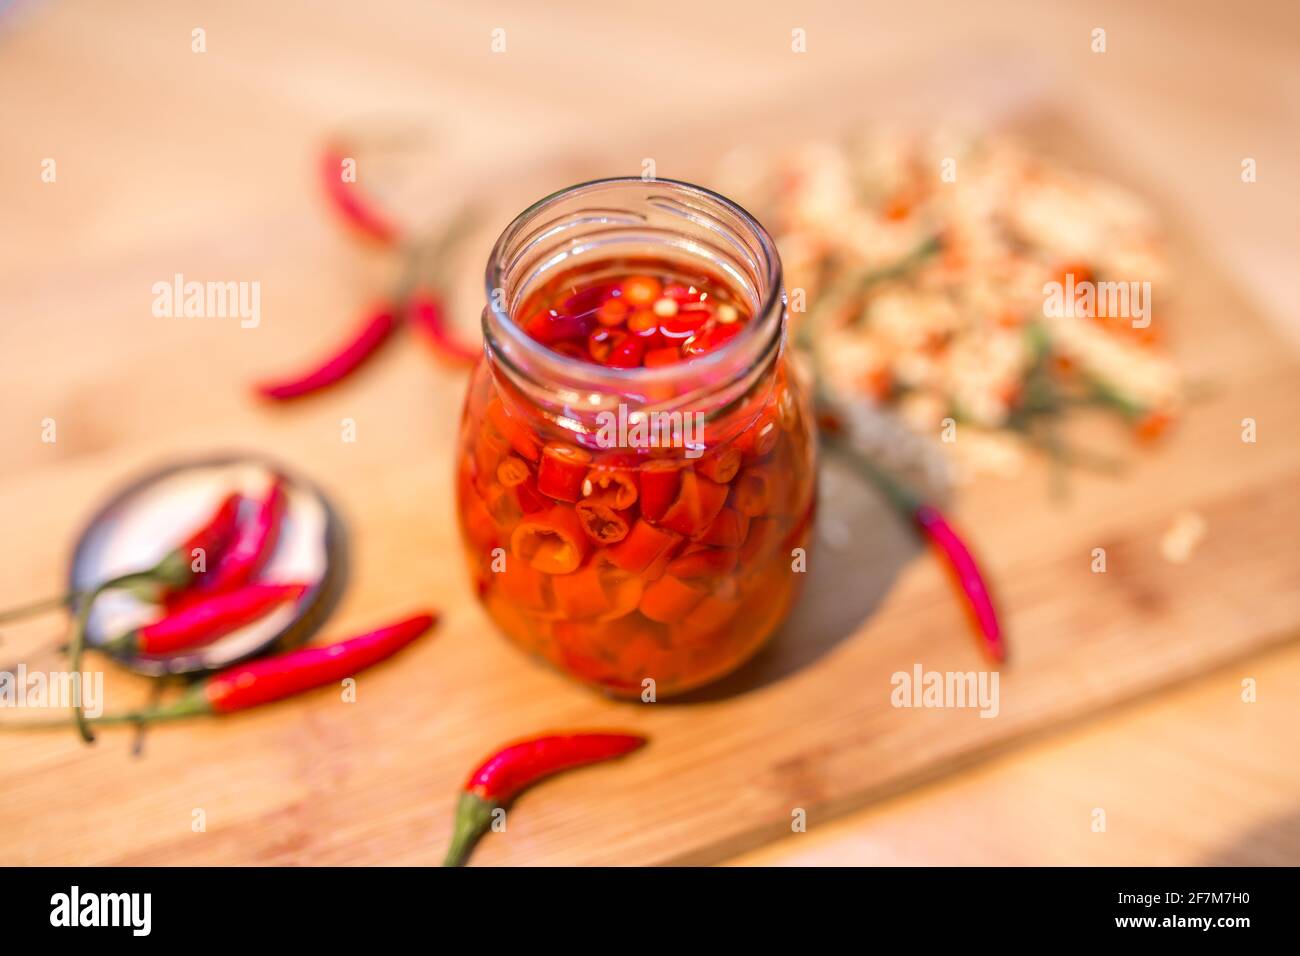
66,570 -> 159,744
0,593 -> 76,625
442,793 -> 497,867
0,693 -> 209,732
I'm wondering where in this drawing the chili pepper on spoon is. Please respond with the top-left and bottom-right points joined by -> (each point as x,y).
68,478 -> 287,742
102,582 -> 309,657
176,476 -> 288,601
0,491 -> 244,626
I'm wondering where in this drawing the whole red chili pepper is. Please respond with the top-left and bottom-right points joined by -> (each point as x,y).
914,505 -> 1005,662
256,306 -> 398,401
408,292 -> 480,367
443,732 -> 647,867
2,612 -> 437,735
822,423 -> 1006,664
104,582 -> 309,656
320,144 -> 400,245
185,477 -> 288,598
0,491 -> 243,627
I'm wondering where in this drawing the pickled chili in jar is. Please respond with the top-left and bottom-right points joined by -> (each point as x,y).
456,178 -> 816,697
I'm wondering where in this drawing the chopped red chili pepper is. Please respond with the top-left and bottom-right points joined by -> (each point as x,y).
659,470 -> 728,537
637,459 -> 682,523
536,443 -> 592,502
510,506 -> 590,574
607,520 -> 681,574
638,573 -> 707,622
596,298 -> 628,327
573,499 -> 630,544
697,507 -> 749,548
496,456 -> 532,488
514,259 -> 751,368
582,454 -> 639,510
485,398 -> 542,463
443,732 -> 647,866
666,545 -> 737,580
621,276 -> 661,305
739,406 -> 781,460
523,309 -> 593,346
695,445 -> 741,484
681,321 -> 742,358
606,333 -> 645,368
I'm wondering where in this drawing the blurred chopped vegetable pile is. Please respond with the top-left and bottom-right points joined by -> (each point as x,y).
721,130 -> 1184,481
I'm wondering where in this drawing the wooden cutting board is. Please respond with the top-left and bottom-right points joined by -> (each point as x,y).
1,36 -> 1297,864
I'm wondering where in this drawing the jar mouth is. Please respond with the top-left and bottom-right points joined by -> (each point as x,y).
482,177 -> 785,414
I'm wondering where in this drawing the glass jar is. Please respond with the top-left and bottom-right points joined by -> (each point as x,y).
455,178 -> 816,697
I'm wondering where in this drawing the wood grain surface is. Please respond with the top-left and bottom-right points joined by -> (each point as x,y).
1,0 -> 1297,866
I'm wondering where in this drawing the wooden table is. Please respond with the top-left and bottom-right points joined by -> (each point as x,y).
2,0 -> 1297,866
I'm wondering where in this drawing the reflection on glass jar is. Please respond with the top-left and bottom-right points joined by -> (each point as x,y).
455,178 -> 816,697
